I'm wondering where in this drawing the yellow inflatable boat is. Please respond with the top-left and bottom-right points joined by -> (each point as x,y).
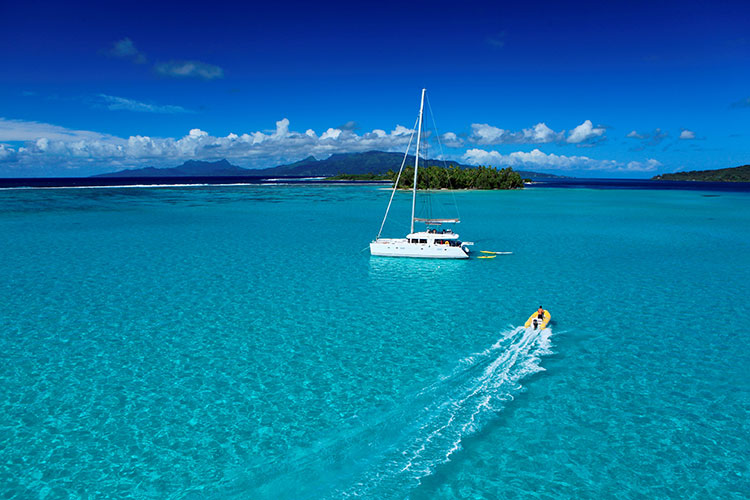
524,309 -> 551,330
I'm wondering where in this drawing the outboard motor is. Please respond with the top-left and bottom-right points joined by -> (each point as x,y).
532,318 -> 539,330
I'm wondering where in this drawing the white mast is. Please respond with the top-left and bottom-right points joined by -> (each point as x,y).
411,88 -> 426,234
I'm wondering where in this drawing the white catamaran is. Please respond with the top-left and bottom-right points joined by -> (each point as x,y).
370,89 -> 472,259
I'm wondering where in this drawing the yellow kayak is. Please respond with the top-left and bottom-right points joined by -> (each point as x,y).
524,309 -> 551,330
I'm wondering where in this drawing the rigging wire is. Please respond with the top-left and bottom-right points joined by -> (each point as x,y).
375,116 -> 420,240
417,106 -> 433,221
425,93 -> 461,222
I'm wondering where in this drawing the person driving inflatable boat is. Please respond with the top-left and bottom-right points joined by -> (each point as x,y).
525,307 -> 551,330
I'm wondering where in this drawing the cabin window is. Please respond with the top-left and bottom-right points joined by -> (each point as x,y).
419,239 -> 427,244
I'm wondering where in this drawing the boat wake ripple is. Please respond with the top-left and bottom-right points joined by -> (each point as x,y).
337,325 -> 553,498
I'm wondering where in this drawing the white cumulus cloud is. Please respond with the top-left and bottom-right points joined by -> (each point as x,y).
320,128 -> 342,140
274,118 -> 290,137
392,125 -> 414,136
440,132 -> 463,148
469,121 -> 596,145
679,129 -> 696,140
470,123 -> 508,144
188,129 -> 208,138
462,148 -> 661,172
567,120 -> 606,144
625,159 -> 663,171
0,144 -> 17,161
526,123 -> 560,143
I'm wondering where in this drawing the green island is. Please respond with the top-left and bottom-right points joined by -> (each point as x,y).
652,164 -> 750,182
328,164 -> 524,189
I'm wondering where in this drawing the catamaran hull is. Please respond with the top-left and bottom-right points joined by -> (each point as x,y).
370,240 -> 469,259
370,90 -> 471,260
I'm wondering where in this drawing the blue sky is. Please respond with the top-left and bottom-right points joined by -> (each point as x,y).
0,0 -> 748,177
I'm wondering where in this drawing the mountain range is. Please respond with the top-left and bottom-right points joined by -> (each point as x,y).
91,151 -> 563,179
92,159 -> 250,178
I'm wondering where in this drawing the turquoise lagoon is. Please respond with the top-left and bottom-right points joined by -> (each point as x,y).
1,183 -> 748,499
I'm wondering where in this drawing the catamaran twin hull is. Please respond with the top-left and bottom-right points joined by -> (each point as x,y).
369,89 -> 471,260
370,239 -> 470,259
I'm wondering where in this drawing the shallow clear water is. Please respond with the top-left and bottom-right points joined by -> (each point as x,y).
1,185 -> 748,499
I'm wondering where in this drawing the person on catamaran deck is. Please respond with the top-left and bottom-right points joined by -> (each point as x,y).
537,306 -> 545,319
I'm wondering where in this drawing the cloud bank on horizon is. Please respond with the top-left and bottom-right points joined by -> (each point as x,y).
0,116 -> 664,176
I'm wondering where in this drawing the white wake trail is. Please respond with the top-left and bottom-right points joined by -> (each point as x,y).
340,325 -> 554,498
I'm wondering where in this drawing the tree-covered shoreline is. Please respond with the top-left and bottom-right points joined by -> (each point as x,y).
652,165 -> 750,182
328,164 -> 524,190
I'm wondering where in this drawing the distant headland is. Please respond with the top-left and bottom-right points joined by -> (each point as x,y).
91,150 -> 564,180
652,164 -> 750,182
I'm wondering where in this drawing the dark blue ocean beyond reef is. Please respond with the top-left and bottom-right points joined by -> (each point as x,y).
0,180 -> 748,499
0,175 -> 371,189
531,177 -> 750,192
2,175 -> 750,192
